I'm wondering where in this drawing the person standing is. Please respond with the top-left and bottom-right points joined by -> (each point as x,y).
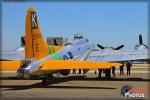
73,69 -> 76,74
120,63 -> 124,75
126,61 -> 132,75
112,66 -> 116,78
78,69 -> 82,74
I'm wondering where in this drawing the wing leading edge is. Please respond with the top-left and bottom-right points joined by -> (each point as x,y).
85,49 -> 149,62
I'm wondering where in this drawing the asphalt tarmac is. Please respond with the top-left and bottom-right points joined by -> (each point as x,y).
0,64 -> 150,100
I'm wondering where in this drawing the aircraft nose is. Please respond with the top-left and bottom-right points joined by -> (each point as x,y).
17,68 -> 30,79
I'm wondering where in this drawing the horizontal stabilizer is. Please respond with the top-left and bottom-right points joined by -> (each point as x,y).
0,60 -> 21,71
40,60 -> 121,70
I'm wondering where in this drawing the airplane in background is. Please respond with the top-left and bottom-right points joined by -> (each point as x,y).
1,7 -> 149,85
0,36 -> 64,61
0,37 -> 25,61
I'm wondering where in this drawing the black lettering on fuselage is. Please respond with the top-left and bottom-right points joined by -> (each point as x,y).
31,12 -> 38,29
67,51 -> 73,59
63,51 -> 74,60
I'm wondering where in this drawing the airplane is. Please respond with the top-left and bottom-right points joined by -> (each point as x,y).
86,34 -> 149,63
16,6 -> 122,85
0,42 -> 25,61
3,6 -> 150,86
82,34 -> 149,77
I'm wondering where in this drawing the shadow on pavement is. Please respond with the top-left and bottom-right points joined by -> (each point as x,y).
0,75 -> 149,82
0,75 -> 149,91
1,84 -> 116,91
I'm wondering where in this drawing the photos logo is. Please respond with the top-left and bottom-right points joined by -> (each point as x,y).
120,85 -> 145,98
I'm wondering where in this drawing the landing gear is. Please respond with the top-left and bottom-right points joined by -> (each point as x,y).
98,69 -> 102,78
105,69 -> 111,79
98,69 -> 111,79
42,75 -> 48,86
42,74 -> 53,86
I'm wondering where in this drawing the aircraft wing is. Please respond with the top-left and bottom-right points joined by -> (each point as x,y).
0,51 -> 24,60
39,60 -> 121,70
39,48 -> 149,71
84,49 -> 149,62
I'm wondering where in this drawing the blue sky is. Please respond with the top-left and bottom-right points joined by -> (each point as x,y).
2,2 -> 149,51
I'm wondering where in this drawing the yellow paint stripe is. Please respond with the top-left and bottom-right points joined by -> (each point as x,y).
40,60 -> 122,70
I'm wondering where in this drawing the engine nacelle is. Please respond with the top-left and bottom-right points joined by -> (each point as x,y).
134,44 -> 149,50
59,69 -> 70,76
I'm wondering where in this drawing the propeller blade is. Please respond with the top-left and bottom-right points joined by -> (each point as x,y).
139,34 -> 143,44
97,44 -> 105,49
114,45 -> 124,50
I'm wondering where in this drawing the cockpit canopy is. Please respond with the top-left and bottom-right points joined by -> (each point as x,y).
64,38 -> 89,46
64,33 -> 89,46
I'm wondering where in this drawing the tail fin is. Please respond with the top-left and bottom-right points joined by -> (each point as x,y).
25,6 -> 49,60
